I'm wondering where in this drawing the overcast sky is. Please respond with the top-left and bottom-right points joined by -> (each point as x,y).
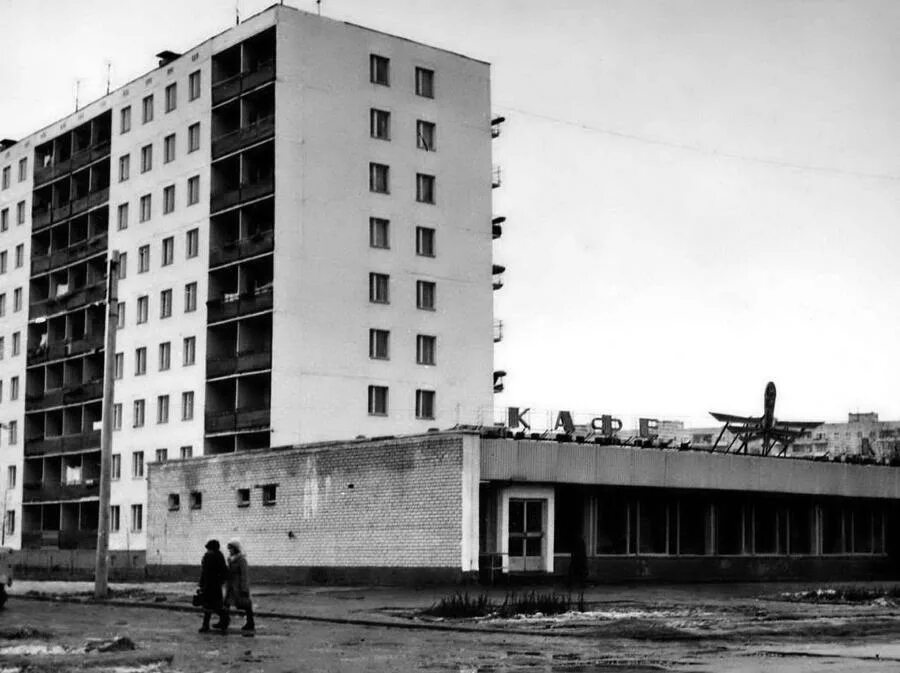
2,0 -> 898,428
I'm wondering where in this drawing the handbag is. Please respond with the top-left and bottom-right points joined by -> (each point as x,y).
192,589 -> 204,607
234,592 -> 252,611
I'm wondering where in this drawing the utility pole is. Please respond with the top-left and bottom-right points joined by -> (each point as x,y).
95,251 -> 119,599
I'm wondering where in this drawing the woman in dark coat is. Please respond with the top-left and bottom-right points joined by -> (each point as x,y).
225,538 -> 255,632
198,539 -> 228,633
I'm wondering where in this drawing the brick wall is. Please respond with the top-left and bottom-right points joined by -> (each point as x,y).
146,433 -> 465,570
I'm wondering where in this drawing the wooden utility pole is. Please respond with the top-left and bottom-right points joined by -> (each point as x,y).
95,251 -> 119,599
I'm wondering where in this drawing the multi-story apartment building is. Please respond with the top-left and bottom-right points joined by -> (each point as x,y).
0,5 -> 496,553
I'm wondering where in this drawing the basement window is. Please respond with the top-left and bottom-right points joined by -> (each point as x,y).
189,491 -> 202,510
262,484 -> 277,506
167,493 -> 180,511
237,488 -> 250,508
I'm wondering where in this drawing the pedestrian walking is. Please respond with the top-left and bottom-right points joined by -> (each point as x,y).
225,538 -> 256,632
198,539 -> 228,633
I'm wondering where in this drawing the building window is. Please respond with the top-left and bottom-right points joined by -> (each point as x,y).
157,394 -> 170,424
368,385 -> 388,416
139,194 -> 152,222
156,448 -> 169,464
164,133 -> 176,163
16,201 -> 24,225
188,122 -> 200,152
416,334 -> 436,365
114,352 -> 124,379
0,167 -> 8,189
118,252 -> 127,279
0,209 -> 7,231
168,493 -> 180,511
159,342 -> 171,371
120,106 -> 132,134
119,154 -> 130,182
370,54 -> 390,85
3,511 -> 13,537
163,185 -> 175,214
111,454 -> 121,480
369,163 -> 389,194
134,397 -> 147,428
138,245 -> 150,273
180,445 -> 193,459
370,109 -> 390,140
132,450 -> 144,477
186,228 -> 199,257
11,332 -> 19,356
17,158 -> 26,183
131,504 -> 143,532
117,203 -> 129,230
184,282 -> 197,312
110,505 -> 120,532
237,488 -> 250,508
113,403 -> 122,430
416,120 -> 436,151
416,280 -> 436,310
182,391 -> 194,421
160,289 -> 173,318
116,301 -> 126,329
369,217 -> 389,249
13,287 -> 21,311
9,377 -> 17,400
369,272 -> 389,304
416,227 -> 435,257
416,389 -> 435,419
165,83 -> 177,112
0,251 -> 6,273
190,491 -> 202,509
262,484 -> 277,506
135,295 -> 150,325
8,421 -> 16,445
415,67 -> 434,98
162,236 -> 174,265
7,466 -> 15,488
140,144 -> 153,173
0,294 -> 5,316
183,336 -> 196,365
416,173 -> 435,204
135,346 -> 147,375
189,70 -> 201,101
187,176 -> 200,206
142,95 -> 154,123
369,328 -> 389,360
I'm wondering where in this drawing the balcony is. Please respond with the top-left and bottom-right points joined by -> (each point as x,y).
26,381 -> 103,411
212,60 -> 276,106
28,334 -> 105,366
22,479 -> 99,503
212,115 -> 275,160
207,286 -> 273,323
207,349 -> 272,379
30,281 -> 106,320
209,229 -> 274,268
206,406 -> 271,434
24,429 -> 102,457
70,187 -> 109,218
21,529 -> 98,550
32,233 -> 108,275
210,178 -> 274,214
33,141 -> 111,187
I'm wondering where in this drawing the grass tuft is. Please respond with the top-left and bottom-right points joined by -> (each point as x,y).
423,590 -> 585,619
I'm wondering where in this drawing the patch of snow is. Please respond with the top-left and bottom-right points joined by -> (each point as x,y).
0,643 -> 67,655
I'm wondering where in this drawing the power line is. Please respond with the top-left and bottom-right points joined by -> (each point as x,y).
494,103 -> 900,183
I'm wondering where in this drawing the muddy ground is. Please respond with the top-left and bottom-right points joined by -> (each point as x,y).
2,584 -> 900,671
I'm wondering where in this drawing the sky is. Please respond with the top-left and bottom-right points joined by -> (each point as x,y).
1,0 -> 898,428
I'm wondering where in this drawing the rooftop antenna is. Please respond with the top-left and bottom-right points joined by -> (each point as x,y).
235,0 -> 240,25
105,61 -> 112,96
74,79 -> 81,112
316,0 -> 322,15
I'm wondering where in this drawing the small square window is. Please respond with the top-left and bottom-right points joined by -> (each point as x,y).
156,448 -> 169,463
369,272 -> 389,304
370,109 -> 390,140
416,227 -> 435,257
368,385 -> 388,416
416,389 -> 436,419
120,106 -> 132,133
188,122 -> 200,152
141,144 -> 153,172
168,493 -> 180,511
417,120 -> 436,151
262,484 -> 277,506
415,67 -> 434,98
369,163 -> 389,194
189,70 -> 201,101
180,445 -> 193,459
416,280 -> 436,310
370,54 -> 390,85
369,328 -> 389,360
416,173 -> 435,204
416,334 -> 436,365
187,175 -> 200,206
165,83 -> 177,112
369,217 -> 389,249
237,488 -> 250,508
190,491 -> 202,509
163,185 -> 175,214
142,95 -> 154,123
164,133 -> 176,163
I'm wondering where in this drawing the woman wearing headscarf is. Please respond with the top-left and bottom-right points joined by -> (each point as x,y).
225,538 -> 256,632
198,539 -> 228,633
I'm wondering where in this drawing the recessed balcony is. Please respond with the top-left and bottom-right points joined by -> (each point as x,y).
27,334 -> 105,366
206,286 -> 273,324
29,281 -> 106,320
31,233 -> 108,275
22,479 -> 99,503
211,60 -> 275,106
209,229 -> 274,268
212,115 -> 275,160
24,429 -> 102,457
207,349 -> 272,379
205,407 -> 270,434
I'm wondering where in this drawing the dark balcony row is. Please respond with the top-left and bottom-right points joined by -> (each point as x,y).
22,479 -> 99,503
205,407 -> 271,434
25,381 -> 103,411
207,349 -> 272,379
28,334 -> 104,366
30,282 -> 106,320
212,60 -> 275,106
210,179 -> 274,214
24,429 -> 102,457
32,188 -> 110,231
32,233 -> 108,276
209,229 -> 274,268
33,141 -> 111,187
21,528 -> 98,550
212,115 -> 275,160
206,287 -> 273,324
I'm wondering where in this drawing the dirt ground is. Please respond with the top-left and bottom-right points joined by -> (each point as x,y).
3,582 -> 900,671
